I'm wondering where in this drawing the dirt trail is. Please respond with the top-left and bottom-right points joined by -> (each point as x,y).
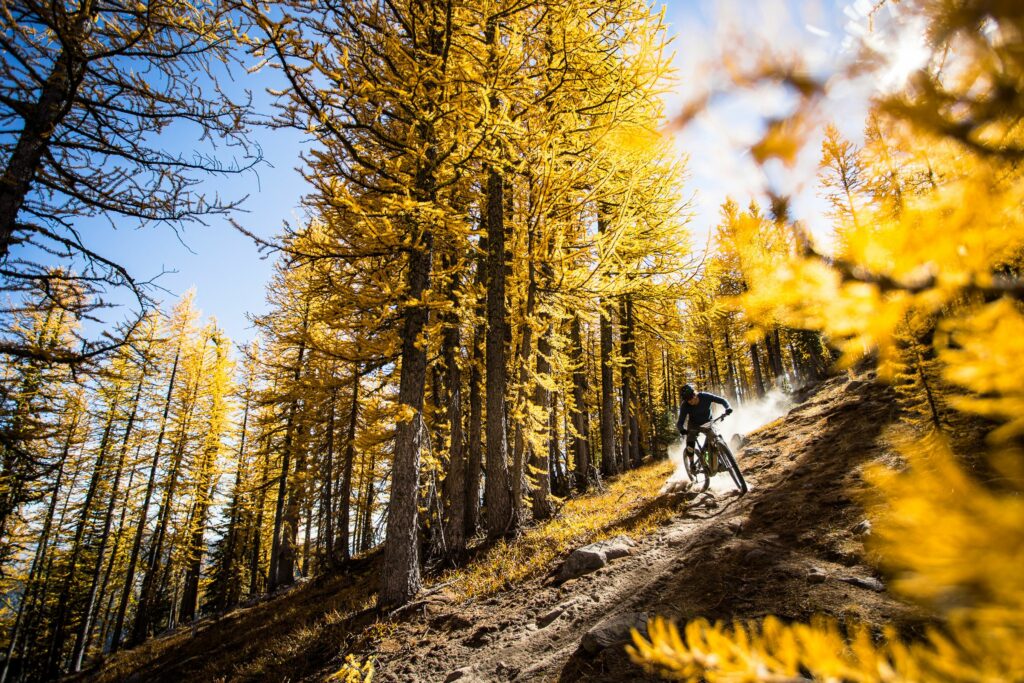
368,374 -> 928,682
81,373 -> 929,683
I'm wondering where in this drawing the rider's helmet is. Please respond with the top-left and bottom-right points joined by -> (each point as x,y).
680,384 -> 696,401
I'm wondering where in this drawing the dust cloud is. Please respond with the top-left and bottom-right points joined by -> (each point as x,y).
663,391 -> 793,493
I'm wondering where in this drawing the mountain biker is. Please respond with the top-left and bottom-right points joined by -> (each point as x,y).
676,384 -> 732,463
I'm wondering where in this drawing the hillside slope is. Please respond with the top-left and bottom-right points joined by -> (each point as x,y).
82,373 -> 929,682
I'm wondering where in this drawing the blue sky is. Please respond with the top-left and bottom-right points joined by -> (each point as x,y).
55,0 -> 910,346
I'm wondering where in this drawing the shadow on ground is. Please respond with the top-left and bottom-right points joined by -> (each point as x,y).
557,375 -> 930,682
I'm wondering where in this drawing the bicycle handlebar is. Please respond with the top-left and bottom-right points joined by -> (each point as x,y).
696,413 -> 729,430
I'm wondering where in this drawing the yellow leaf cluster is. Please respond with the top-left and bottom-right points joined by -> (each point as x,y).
328,654 -> 374,683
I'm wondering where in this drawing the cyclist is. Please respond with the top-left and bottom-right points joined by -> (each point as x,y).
677,384 -> 732,468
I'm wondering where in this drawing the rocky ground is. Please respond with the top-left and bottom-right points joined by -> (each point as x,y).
82,372 -> 933,683
365,372 -> 929,682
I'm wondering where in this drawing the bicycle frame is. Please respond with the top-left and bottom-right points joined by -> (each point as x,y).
683,413 -> 746,495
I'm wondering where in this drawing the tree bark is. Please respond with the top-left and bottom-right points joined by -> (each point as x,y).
620,295 -> 641,468
71,366 -> 148,670
529,320 -> 554,520
338,370 -> 359,562
598,230 -> 617,477
483,167 -> 513,539
268,322 -> 306,592
750,341 -> 766,397
569,314 -> 590,493
379,219 -> 433,607
110,341 -> 181,653
47,389 -> 122,675
249,440 -> 270,597
0,407 -> 81,683
131,334 -> 209,645
441,268 -> 467,556
0,49 -> 85,258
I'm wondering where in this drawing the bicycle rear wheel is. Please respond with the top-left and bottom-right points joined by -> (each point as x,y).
715,438 -> 747,495
684,447 -> 710,493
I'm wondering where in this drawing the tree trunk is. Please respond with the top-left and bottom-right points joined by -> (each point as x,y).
338,371 -> 359,562
268,326 -> 306,592
599,301 -> 617,475
620,295 -> 641,468
71,367 -> 148,670
321,387 -> 337,566
47,391 -> 122,675
0,49 -> 85,258
130,340 -> 208,645
1,408 -> 81,683
441,273 -> 467,556
358,448 -> 377,553
379,219 -> 433,607
178,435 -> 219,624
110,342 -> 181,653
529,320 -> 554,520
459,229 -> 486,538
569,315 -> 590,493
249,441 -> 270,597
750,341 -> 766,397
510,226 -> 538,525
483,167 -> 513,539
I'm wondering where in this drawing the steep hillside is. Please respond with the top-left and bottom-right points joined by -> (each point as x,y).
81,373 -> 930,682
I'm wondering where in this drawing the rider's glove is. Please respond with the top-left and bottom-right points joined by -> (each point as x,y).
725,408 -> 733,415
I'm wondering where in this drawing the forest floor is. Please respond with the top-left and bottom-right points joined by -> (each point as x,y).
80,371 -> 936,683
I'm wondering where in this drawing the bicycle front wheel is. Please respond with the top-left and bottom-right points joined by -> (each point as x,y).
685,447 -> 710,493
715,438 -> 747,495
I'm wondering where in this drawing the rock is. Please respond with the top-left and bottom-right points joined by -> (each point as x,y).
537,606 -> 566,628
852,519 -> 872,536
665,531 -> 689,547
839,575 -> 885,592
726,518 -> 744,534
581,612 -> 649,654
730,433 -> 748,450
806,567 -> 828,584
846,380 -> 866,392
559,536 -> 636,581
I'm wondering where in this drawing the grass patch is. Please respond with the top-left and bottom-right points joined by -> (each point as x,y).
439,458 -> 676,599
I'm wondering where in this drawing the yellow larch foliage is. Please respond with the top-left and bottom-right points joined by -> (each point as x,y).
630,1 -> 1024,681
631,434 -> 1024,681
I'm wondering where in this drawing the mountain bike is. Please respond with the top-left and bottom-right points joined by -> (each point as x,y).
683,414 -> 748,495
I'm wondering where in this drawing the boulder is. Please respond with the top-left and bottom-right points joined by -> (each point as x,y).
581,612 -> 649,654
559,536 -> 635,581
